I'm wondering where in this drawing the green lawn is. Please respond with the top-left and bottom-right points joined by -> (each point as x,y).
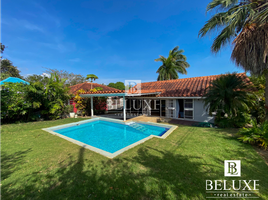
2,118 -> 268,200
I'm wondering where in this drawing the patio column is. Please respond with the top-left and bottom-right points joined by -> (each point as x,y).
91,96 -> 94,117
123,95 -> 126,121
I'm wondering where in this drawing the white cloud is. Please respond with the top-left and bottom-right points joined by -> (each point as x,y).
2,18 -> 45,33
41,73 -> 51,78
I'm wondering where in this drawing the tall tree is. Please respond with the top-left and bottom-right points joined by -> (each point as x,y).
155,46 -> 190,81
86,74 -> 99,89
44,68 -> 86,86
25,74 -> 49,85
0,43 -> 22,81
199,0 -> 268,118
107,82 -> 125,90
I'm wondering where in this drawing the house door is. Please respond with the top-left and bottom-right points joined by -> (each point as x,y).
161,100 -> 166,117
166,100 -> 176,118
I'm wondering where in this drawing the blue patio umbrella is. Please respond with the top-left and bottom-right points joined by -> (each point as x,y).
0,77 -> 30,85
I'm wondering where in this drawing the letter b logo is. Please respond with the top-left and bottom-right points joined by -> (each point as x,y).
224,160 -> 241,177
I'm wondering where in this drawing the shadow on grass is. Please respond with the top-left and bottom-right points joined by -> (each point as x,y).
2,144 -> 268,199
2,146 -> 219,200
1,148 -> 32,180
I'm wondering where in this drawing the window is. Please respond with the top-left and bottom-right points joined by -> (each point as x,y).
184,110 -> 193,119
184,99 -> 194,119
184,99 -> 193,108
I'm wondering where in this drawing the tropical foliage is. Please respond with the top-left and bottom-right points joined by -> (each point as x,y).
251,1 -> 268,24
155,46 -> 190,81
238,119 -> 268,149
199,0 -> 268,117
249,74 -> 266,123
25,74 -> 50,85
1,83 -> 33,122
199,0 -> 264,52
41,73 -> 71,119
1,73 -> 71,123
203,73 -> 254,127
73,87 -> 106,116
73,89 -> 87,116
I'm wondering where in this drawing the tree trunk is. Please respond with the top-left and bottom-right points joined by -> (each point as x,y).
266,72 -> 268,120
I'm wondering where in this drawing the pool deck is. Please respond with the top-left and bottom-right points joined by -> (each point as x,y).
42,117 -> 177,159
97,114 -> 171,123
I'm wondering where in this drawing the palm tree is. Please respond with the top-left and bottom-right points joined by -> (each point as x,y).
86,74 -> 98,89
231,23 -> 268,112
203,73 -> 253,118
155,46 -> 190,81
199,0 -> 268,118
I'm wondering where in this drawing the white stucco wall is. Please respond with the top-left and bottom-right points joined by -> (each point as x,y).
193,99 -> 214,123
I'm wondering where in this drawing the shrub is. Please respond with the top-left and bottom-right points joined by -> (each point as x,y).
74,89 -> 87,115
215,112 -> 251,128
204,73 -> 253,117
1,82 -> 33,122
232,112 -> 252,128
238,120 -> 268,149
41,73 -> 71,119
1,73 -> 71,123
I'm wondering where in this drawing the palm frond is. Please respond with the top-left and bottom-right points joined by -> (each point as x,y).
206,0 -> 239,12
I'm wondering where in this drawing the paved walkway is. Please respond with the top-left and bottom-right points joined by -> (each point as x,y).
125,116 -> 162,123
97,114 -> 165,123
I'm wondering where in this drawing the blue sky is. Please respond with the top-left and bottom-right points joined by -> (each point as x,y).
2,0 -> 244,84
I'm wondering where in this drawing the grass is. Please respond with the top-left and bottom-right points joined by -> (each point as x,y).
1,118 -> 268,200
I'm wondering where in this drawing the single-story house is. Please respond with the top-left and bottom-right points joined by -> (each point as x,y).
80,73 -> 248,122
0,77 -> 30,85
69,82 -> 120,113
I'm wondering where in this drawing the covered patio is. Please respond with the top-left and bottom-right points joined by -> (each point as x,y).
79,90 -> 162,121
80,91 -> 127,121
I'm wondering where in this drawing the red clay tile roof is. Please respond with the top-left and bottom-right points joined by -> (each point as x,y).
69,82 -> 120,94
80,73 -> 248,97
80,89 -> 165,95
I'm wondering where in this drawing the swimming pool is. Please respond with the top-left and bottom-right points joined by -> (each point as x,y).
43,118 -> 177,158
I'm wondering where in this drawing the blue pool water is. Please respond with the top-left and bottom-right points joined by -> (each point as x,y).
54,120 -> 169,153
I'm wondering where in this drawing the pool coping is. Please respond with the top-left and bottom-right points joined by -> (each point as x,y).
42,117 -> 178,159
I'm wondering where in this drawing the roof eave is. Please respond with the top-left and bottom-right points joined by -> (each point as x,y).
80,93 -> 126,97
